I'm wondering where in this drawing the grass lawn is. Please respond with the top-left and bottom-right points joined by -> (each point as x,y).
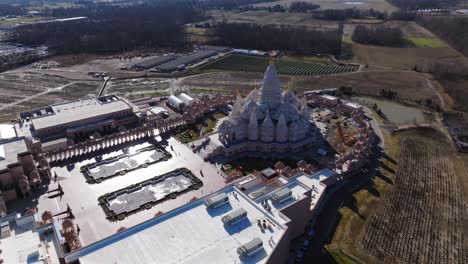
0,17 -> 51,26
223,157 -> 300,175
26,2 -> 78,11
329,249 -> 361,264
175,112 -> 225,143
326,126 -> 401,262
406,37 -> 447,48
343,36 -> 353,44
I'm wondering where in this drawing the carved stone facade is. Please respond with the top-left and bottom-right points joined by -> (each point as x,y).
216,64 -> 318,156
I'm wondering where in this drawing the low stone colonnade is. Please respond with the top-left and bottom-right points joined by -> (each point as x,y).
42,95 -> 234,163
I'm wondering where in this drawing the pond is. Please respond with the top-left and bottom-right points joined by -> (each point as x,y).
351,96 -> 429,124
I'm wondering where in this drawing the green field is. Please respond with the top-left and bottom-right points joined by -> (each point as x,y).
406,37 -> 447,48
0,17 -> 50,26
196,54 -> 357,76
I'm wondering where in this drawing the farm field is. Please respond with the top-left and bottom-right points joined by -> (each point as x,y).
0,17 -> 51,26
196,54 -> 357,76
343,21 -> 468,71
253,0 -> 398,12
351,43 -> 468,70
361,133 -> 468,264
0,72 -> 101,121
209,10 -> 339,30
289,70 -> 442,105
406,37 -> 447,48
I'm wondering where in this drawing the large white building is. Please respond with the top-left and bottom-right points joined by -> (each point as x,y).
208,63 -> 318,157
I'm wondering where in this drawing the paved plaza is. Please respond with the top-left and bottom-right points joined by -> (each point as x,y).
27,136 -> 227,246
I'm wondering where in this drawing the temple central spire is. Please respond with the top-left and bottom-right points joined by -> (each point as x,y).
260,64 -> 282,108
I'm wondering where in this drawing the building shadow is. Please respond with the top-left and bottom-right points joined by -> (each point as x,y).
206,203 -> 233,217
324,212 -> 343,244
224,218 -> 252,235
7,183 -> 50,214
342,195 -> 365,221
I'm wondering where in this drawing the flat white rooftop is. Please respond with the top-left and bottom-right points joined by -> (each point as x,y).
309,169 -> 336,182
344,102 -> 362,109
322,95 -> 338,101
295,175 -> 326,211
0,216 -> 61,264
31,97 -> 132,131
0,124 -> 17,139
66,187 -> 287,264
0,138 -> 28,171
255,181 -> 310,221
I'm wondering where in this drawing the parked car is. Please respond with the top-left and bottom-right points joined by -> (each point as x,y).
306,229 -> 315,240
295,250 -> 304,263
301,240 -> 310,251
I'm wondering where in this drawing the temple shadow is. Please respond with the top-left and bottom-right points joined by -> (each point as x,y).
379,160 -> 395,174
382,152 -> 397,165
342,194 -> 365,220
375,170 -> 393,185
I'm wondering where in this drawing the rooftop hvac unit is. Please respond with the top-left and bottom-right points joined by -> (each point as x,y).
271,187 -> 292,204
237,237 -> 263,258
222,207 -> 247,226
204,193 -> 229,209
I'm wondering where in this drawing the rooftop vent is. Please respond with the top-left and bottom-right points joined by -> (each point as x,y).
237,237 -> 263,257
204,193 -> 229,209
271,187 -> 292,204
222,207 -> 247,226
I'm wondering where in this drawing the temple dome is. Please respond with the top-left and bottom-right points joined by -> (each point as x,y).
260,64 -> 282,108
273,102 -> 300,122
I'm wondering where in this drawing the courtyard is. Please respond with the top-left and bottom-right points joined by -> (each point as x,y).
9,137 -> 228,246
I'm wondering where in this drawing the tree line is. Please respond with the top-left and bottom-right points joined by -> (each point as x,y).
0,4 -> 24,16
214,23 -> 342,55
12,4 -> 205,54
289,1 -> 321,12
352,25 -> 404,46
417,15 -> 468,57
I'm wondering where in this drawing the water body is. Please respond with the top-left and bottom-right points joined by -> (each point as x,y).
352,96 -> 428,124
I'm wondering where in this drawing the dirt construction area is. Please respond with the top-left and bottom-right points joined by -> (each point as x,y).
0,72 -> 101,121
361,130 -> 468,264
